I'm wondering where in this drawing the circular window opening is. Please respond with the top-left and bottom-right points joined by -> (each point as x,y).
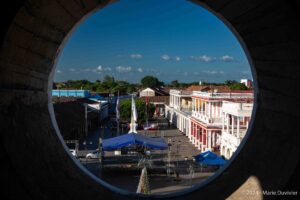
51,0 -> 255,196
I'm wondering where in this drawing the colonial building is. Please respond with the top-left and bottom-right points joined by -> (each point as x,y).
220,100 -> 253,159
165,89 -> 192,137
139,87 -> 169,97
139,87 -> 170,116
190,89 -> 253,152
166,85 -> 254,155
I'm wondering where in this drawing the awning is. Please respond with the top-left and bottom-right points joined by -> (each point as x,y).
194,151 -> 226,166
102,134 -> 168,151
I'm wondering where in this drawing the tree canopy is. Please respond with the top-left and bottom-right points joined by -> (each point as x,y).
55,76 -> 138,93
119,99 -> 155,125
225,80 -> 248,90
141,76 -> 164,88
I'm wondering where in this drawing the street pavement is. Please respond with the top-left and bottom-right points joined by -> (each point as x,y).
75,118 -> 220,194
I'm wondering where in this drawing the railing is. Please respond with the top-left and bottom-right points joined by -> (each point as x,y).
221,131 -> 246,147
222,101 -> 253,112
192,111 -> 222,125
192,91 -> 254,99
170,89 -> 192,96
222,128 -> 247,138
180,107 -> 192,112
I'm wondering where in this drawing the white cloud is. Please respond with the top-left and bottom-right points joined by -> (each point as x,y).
82,68 -> 93,72
137,67 -> 143,73
161,54 -> 171,61
203,70 -> 224,74
69,68 -> 76,72
130,54 -> 143,59
81,65 -> 112,73
191,55 -> 236,62
96,65 -> 112,72
219,55 -> 234,62
191,55 -> 216,62
161,54 -> 181,62
116,66 -> 132,73
56,70 -> 62,73
174,56 -> 181,61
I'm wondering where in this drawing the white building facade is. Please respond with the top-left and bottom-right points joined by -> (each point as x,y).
220,101 -> 253,159
165,89 -> 192,138
139,88 -> 155,97
166,88 -> 254,156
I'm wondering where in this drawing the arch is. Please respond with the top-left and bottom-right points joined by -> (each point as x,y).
226,148 -> 231,159
1,0 -> 300,199
221,146 -> 226,157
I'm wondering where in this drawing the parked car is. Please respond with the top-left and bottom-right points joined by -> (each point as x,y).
143,123 -> 158,130
69,149 -> 77,158
86,150 -> 100,159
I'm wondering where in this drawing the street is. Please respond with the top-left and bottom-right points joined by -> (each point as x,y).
74,117 -> 219,194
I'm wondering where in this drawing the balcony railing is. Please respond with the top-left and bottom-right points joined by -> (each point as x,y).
222,101 -> 253,112
170,89 -> 192,96
192,91 -> 254,99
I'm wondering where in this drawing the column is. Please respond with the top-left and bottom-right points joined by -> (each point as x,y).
172,95 -> 174,107
200,100 -> 203,113
212,131 -> 215,147
208,130 -> 211,150
173,95 -> 175,107
222,112 -> 224,132
193,123 -> 195,140
227,114 -> 230,133
209,102 -> 212,118
202,129 -> 206,151
192,98 -> 195,111
196,125 -> 199,140
231,115 -> 235,135
237,116 -> 240,138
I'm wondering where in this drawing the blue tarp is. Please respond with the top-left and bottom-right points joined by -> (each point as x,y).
194,151 -> 226,166
102,133 -> 168,151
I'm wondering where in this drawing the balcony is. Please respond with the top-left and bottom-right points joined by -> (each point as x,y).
221,129 -> 247,147
192,111 -> 222,125
222,101 -> 253,116
170,89 -> 192,96
192,91 -> 254,99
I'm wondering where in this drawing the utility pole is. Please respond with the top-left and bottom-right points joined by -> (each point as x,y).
84,103 -> 88,137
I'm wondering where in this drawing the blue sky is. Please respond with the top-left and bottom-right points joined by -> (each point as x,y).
55,0 -> 252,83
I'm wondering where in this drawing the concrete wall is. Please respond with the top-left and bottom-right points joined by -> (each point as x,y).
1,0 -> 300,199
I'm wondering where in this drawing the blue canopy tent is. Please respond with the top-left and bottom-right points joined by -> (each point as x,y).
102,134 -> 168,151
194,151 -> 226,166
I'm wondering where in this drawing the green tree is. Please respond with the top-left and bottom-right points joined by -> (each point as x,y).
170,80 -> 179,88
229,83 -> 248,90
141,76 -> 164,88
102,75 -> 117,92
225,80 -> 238,86
119,99 -> 155,125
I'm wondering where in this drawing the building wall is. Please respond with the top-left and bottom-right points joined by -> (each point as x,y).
52,90 -> 90,98
140,88 -> 155,97
220,101 -> 253,159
